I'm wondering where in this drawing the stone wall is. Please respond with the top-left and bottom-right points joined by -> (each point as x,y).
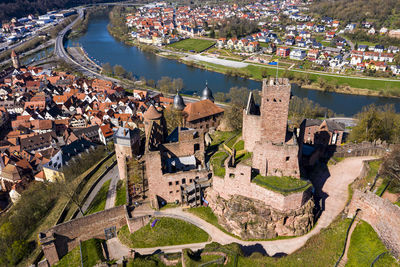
242,112 -> 261,152
252,141 -> 300,178
208,190 -> 314,239
40,206 -> 127,265
347,190 -> 400,259
146,151 -> 209,204
212,162 -> 312,212
332,142 -> 390,158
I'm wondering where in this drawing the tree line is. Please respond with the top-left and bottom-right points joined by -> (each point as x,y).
0,0 -> 121,22
0,145 -> 110,266
311,0 -> 400,29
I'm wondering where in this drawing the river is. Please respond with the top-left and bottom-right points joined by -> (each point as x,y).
66,16 -> 400,116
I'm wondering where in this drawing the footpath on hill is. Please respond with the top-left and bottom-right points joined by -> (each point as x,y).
106,156 -> 375,259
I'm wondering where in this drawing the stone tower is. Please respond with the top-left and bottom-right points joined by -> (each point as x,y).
11,50 -> 20,69
260,78 -> 291,144
143,105 -> 167,151
114,127 -> 140,180
242,78 -> 300,178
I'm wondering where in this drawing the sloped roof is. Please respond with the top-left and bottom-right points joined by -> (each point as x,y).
183,99 -> 224,122
143,105 -> 162,120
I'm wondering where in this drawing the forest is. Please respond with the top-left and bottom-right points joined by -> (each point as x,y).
0,0 -> 119,22
310,0 -> 400,28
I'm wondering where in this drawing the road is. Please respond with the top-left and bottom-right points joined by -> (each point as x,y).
105,169 -> 120,210
76,164 -> 118,218
107,156 -> 375,259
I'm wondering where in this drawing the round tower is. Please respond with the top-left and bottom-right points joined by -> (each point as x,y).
200,81 -> 214,102
11,50 -> 20,69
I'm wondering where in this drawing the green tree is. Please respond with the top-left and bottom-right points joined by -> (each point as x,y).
6,240 -> 29,265
113,64 -> 127,78
102,62 -> 113,76
164,108 -> 183,134
223,104 -> 243,131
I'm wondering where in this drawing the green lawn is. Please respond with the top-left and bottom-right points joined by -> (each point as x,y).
233,140 -> 244,151
252,175 -> 312,195
347,221 -> 399,267
210,151 -> 228,177
225,133 -> 241,149
118,217 -> 209,248
168,38 -> 216,52
54,246 -> 81,267
81,239 -> 105,267
235,151 -> 252,165
114,180 -> 126,206
85,180 -> 111,215
210,131 -> 239,146
54,239 -> 105,267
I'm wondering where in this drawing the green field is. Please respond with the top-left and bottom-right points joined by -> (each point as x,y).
168,38 -> 216,52
118,217 -> 209,248
85,180 -> 111,215
347,221 -> 399,267
193,58 -> 400,96
252,175 -> 311,195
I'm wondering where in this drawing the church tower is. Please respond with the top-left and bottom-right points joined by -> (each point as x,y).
11,50 -> 20,69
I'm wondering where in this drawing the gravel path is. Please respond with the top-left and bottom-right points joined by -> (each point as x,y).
187,54 -> 248,68
107,156 -> 374,259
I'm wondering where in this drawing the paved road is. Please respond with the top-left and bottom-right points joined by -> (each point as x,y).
107,156 -> 375,259
76,164 -> 118,218
105,170 -> 120,210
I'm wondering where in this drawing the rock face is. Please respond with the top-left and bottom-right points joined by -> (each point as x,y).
207,189 -> 315,239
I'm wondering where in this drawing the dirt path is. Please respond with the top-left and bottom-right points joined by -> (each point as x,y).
107,156 -> 375,258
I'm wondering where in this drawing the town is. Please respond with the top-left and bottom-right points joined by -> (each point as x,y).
125,1 -> 400,76
0,0 -> 400,267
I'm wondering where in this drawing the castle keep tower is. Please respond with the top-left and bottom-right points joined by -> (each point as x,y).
11,50 -> 20,69
260,78 -> 291,144
242,78 -> 300,178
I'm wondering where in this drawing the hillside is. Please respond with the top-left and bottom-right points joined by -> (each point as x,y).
0,0 -> 121,22
310,0 -> 400,28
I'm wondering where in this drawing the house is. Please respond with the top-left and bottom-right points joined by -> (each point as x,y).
217,38 -> 226,49
99,124 -> 114,145
358,45 -> 368,52
300,119 -> 345,146
374,45 -> 384,53
182,100 -> 224,131
43,139 -> 96,182
325,31 -> 335,40
307,49 -> 320,60
276,47 -> 290,57
290,49 -> 306,60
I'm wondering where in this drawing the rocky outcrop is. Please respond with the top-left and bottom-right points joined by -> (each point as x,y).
207,189 -> 315,239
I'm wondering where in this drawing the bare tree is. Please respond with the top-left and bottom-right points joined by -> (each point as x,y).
381,146 -> 400,192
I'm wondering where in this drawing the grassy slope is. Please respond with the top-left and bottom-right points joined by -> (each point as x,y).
168,38 -> 216,52
347,221 -> 399,267
81,239 -> 105,267
238,217 -> 351,266
118,217 -> 209,248
85,179 -> 111,215
54,246 -> 80,267
114,180 -> 126,206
